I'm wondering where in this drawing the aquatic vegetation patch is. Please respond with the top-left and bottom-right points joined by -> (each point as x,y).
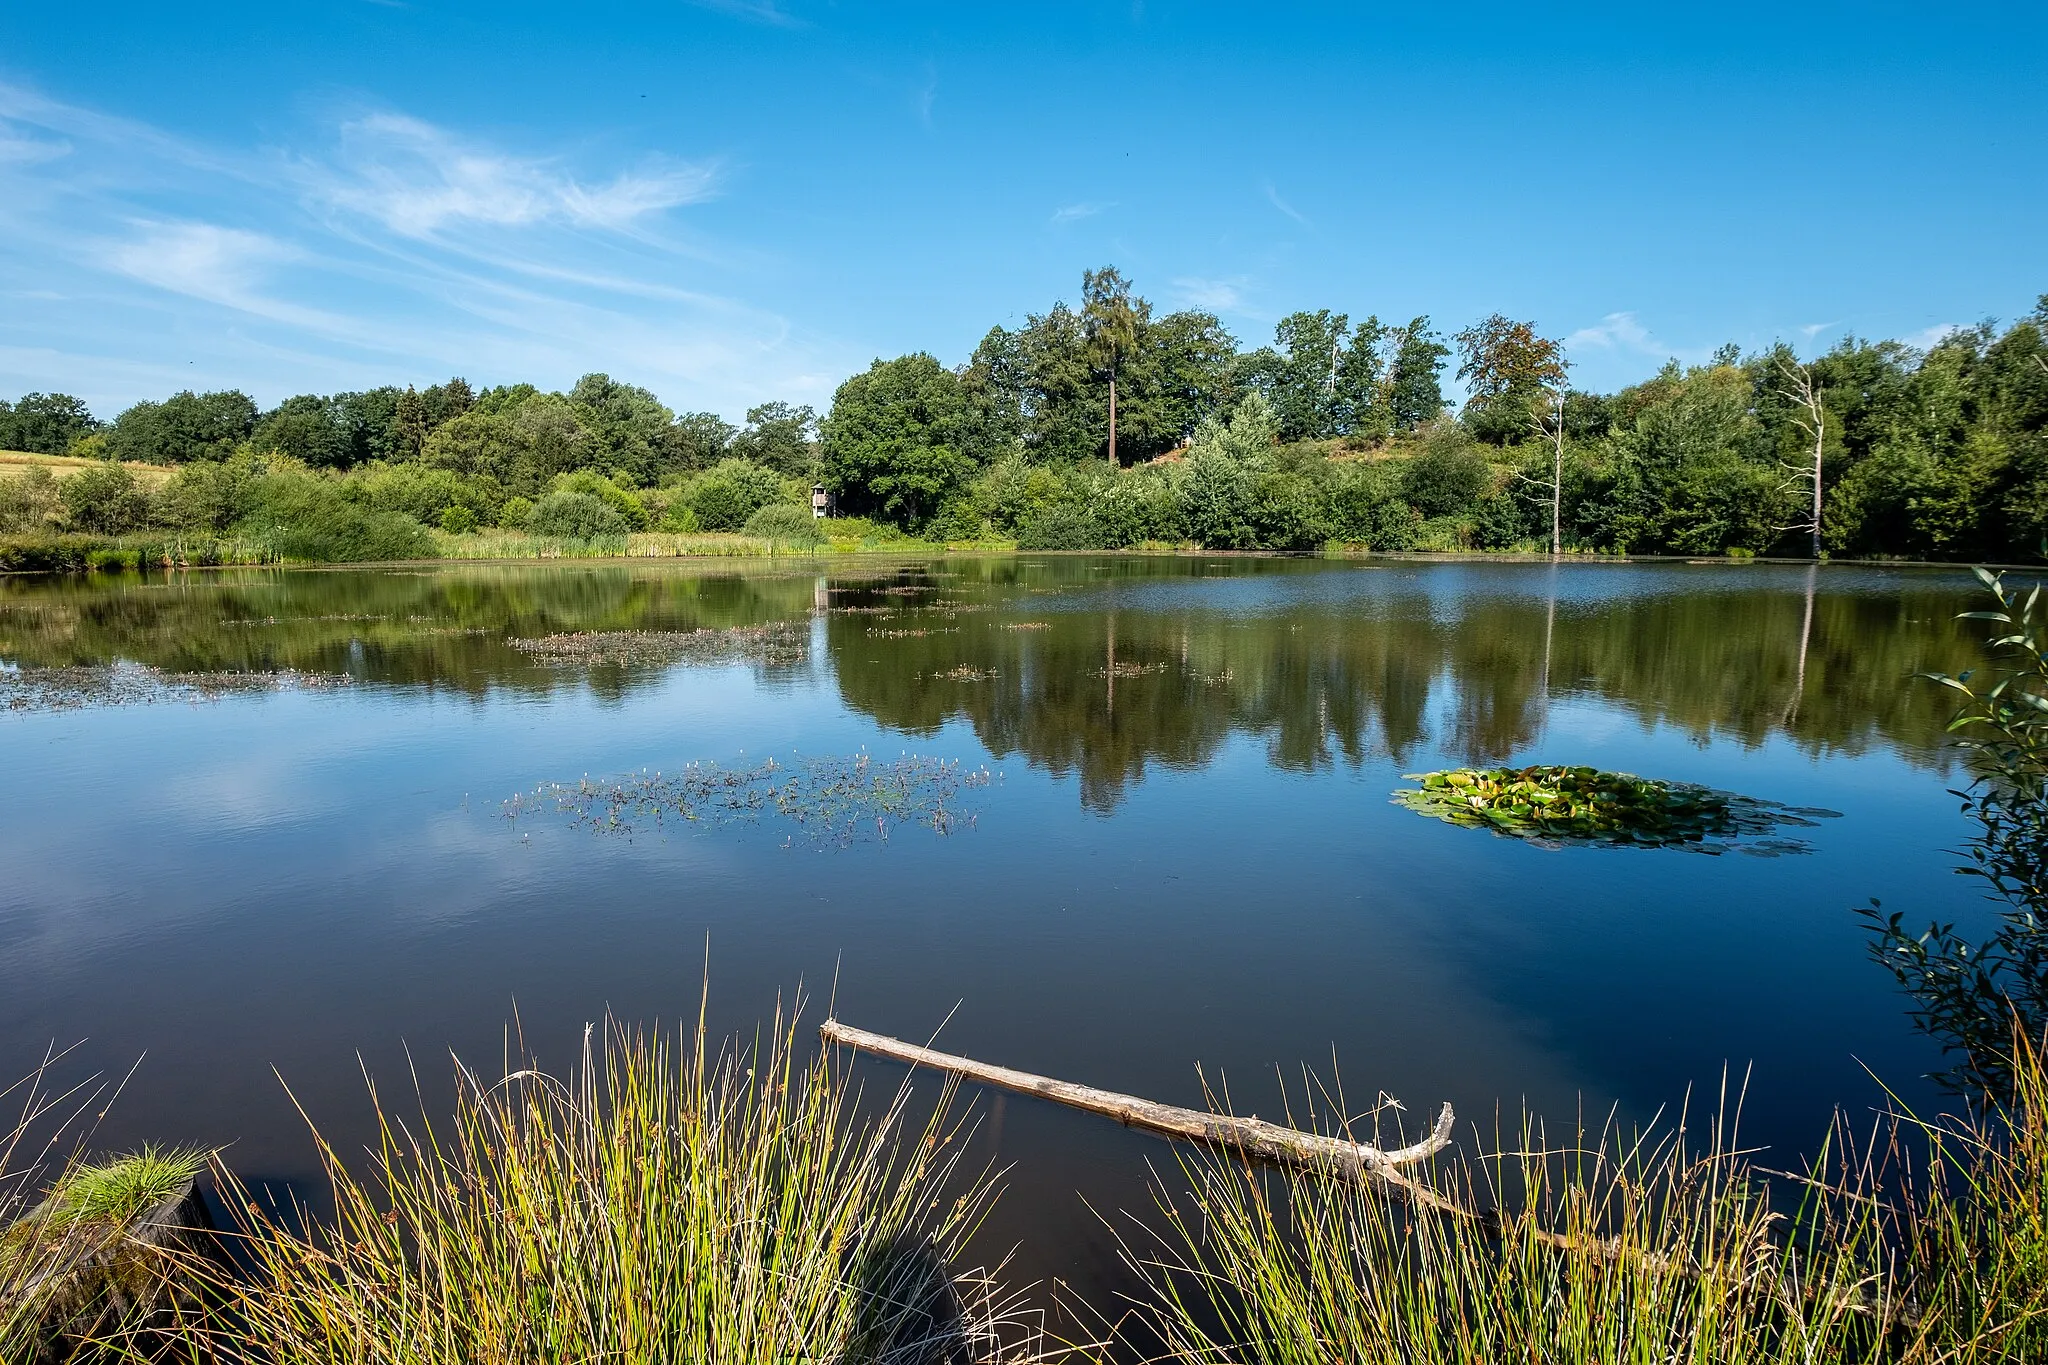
506,751 -> 998,844
866,626 -> 958,638
509,621 -> 808,668
1091,661 -> 1168,679
1000,621 -> 1052,631
1392,765 -> 1837,853
929,665 -> 998,681
0,662 -> 352,712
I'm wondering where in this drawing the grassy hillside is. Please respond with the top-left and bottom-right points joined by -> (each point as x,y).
0,449 -> 176,485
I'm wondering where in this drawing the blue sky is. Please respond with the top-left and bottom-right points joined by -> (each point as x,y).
1,1 -> 2042,422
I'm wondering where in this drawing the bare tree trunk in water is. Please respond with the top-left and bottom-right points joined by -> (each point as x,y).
1784,561 -> 1817,725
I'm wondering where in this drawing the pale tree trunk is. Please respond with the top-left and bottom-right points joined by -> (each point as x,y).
1108,373 -> 1118,468
1778,359 -> 1826,560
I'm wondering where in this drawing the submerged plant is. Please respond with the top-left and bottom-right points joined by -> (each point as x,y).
1393,764 -> 1834,852
161,1002 -> 1020,1365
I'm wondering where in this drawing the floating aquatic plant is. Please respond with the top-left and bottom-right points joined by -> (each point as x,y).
506,752 -> 997,845
0,662 -> 351,713
1392,765 -> 1837,853
509,622 -> 808,668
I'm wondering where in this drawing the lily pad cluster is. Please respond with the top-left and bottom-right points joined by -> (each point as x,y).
1392,765 -> 1837,854
506,751 -> 997,846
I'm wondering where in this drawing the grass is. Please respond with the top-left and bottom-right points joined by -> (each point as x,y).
48,1148 -> 205,1226
1123,1045 -> 2048,1365
154,999 -> 1023,1365
0,450 -> 176,486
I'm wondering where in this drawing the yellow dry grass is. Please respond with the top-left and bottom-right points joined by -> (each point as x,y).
0,450 -> 176,486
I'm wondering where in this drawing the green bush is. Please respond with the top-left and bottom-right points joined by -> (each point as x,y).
440,505 -> 479,534
499,495 -> 534,529
685,459 -> 788,530
243,478 -> 434,562
529,490 -> 628,539
742,503 -> 825,546
59,462 -> 153,534
0,466 -> 64,532
553,470 -> 650,530
1400,432 -> 1492,518
1017,504 -> 1105,550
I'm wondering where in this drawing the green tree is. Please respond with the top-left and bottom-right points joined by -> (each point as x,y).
105,390 -> 258,463
60,462 -> 153,533
729,402 -> 817,475
1384,318 -> 1449,431
252,395 -> 354,468
0,393 -> 99,454
821,353 -> 974,528
1454,314 -> 1569,445
1082,266 -> 1143,465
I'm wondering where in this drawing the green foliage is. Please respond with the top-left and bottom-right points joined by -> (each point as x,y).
0,465 -> 65,532
1394,764 -> 1831,850
683,458 -> 789,530
497,495 -> 533,529
439,505 -> 478,534
59,462 -> 153,534
552,469 -> 649,530
528,490 -> 628,540
1863,568 -> 2048,1098
743,502 -> 825,546
822,353 -> 975,527
1016,504 -> 1104,550
51,1146 -> 205,1224
1399,424 -> 1492,517
0,393 -> 99,454
729,401 -> 818,475
105,389 -> 258,463
242,473 -> 435,562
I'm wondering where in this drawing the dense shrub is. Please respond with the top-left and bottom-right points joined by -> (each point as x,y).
684,459 -> 789,530
1400,429 -> 1492,518
553,470 -> 649,530
60,463 -> 153,533
440,505 -> 478,534
0,466 -> 65,532
742,503 -> 825,546
499,495 -> 534,529
528,491 -> 628,539
1017,504 -> 1105,550
246,486 -> 433,562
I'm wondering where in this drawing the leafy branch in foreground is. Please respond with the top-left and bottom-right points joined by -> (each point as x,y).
1393,764 -> 1835,852
1862,567 -> 2048,1099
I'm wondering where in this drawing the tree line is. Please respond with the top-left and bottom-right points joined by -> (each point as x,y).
3,269 -> 2045,561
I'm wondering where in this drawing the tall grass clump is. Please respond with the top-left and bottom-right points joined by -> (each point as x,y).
170,1002 -> 1015,1365
1125,1053 -> 2048,1365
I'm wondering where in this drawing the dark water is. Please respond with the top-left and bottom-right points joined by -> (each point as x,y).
0,554 -> 2003,1317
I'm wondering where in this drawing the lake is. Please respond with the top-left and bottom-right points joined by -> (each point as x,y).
0,553 -> 2000,1320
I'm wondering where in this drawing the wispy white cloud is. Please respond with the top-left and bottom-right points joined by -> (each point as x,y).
1797,320 -> 1840,340
0,81 -> 847,418
1172,275 -> 1249,312
0,122 -> 69,166
1906,322 -> 1960,350
687,0 -> 804,28
1050,201 -> 1107,226
300,113 -> 718,238
1263,183 -> 1306,225
1566,310 -> 1656,352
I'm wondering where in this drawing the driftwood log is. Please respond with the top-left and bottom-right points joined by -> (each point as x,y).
819,1019 -> 1458,1209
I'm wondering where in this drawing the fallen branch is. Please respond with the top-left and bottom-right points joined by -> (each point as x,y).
819,1019 -> 1456,1203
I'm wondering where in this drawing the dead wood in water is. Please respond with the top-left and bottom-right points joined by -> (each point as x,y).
818,1019 -> 1458,1206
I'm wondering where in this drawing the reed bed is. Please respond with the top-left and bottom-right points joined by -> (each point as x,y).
1123,1050 -> 2048,1365
429,529 -> 780,560
155,1001 -> 1022,1365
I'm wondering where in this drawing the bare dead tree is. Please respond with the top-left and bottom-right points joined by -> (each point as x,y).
1778,357 -> 1827,560
1517,388 -> 1568,557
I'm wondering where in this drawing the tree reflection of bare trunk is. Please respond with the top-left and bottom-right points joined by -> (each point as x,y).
1106,611 -> 1116,719
1540,559 -> 1559,728
1784,562 -> 1817,726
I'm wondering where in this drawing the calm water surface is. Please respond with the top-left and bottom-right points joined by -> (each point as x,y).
0,554 -> 2003,1314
